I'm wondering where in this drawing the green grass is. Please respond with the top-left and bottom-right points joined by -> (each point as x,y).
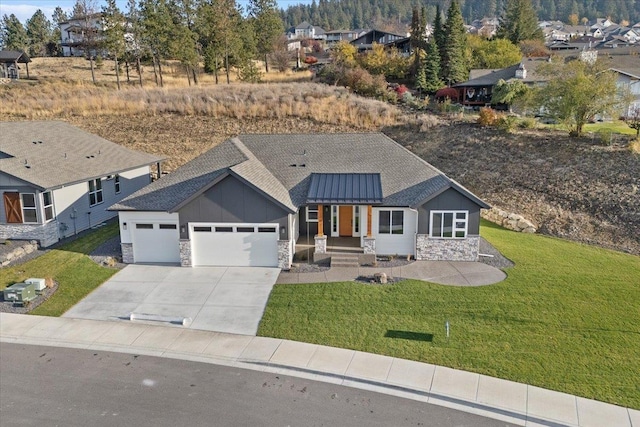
542,120 -> 637,136
258,220 -> 640,408
0,223 -> 119,317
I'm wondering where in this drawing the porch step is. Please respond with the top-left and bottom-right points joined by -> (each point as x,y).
330,253 -> 360,268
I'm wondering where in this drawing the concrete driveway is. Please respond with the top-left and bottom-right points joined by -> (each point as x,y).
62,265 -> 280,335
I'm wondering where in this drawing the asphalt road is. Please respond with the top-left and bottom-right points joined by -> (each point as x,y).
0,344 -> 516,427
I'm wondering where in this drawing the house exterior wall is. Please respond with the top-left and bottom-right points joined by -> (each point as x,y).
371,207 -> 417,256
118,211 -> 180,244
177,175 -> 289,240
418,188 -> 481,235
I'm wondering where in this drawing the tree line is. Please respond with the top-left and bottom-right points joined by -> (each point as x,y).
282,0 -> 640,33
0,0 -> 285,87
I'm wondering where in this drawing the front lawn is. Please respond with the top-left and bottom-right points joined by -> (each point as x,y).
0,223 -> 119,316
258,221 -> 640,409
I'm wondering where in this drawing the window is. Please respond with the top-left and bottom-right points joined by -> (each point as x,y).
354,206 -> 360,233
237,227 -> 255,232
159,224 -> 176,230
306,205 -> 318,222
332,206 -> 338,234
136,223 -> 153,229
258,227 -> 277,233
114,175 -> 121,194
378,210 -> 404,235
430,211 -> 468,239
193,226 -> 212,232
21,193 -> 37,223
88,178 -> 103,206
215,226 -> 233,232
43,191 -> 54,221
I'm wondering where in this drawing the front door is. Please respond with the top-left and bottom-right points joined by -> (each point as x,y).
339,206 -> 352,236
3,192 -> 22,223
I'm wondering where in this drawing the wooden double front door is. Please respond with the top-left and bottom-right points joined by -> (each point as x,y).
3,192 -> 22,223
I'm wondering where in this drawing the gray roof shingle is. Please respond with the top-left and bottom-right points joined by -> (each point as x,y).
112,133 -> 489,212
0,121 -> 164,190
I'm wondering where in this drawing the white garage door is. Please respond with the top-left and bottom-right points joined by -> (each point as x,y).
191,223 -> 279,267
132,222 -> 180,263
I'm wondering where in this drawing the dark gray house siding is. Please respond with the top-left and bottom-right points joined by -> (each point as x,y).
178,175 -> 290,239
418,188 -> 482,235
298,205 -> 331,237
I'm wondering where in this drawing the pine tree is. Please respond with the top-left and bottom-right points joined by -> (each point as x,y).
441,0 -> 468,85
248,0 -> 284,73
423,39 -> 443,93
432,4 -> 445,79
102,0 -> 126,89
25,10 -> 52,57
498,0 -> 544,44
1,14 -> 28,51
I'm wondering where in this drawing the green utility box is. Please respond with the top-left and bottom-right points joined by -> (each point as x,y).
3,283 -> 36,305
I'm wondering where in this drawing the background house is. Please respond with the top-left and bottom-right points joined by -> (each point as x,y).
286,22 -> 326,40
0,121 -> 163,247
0,50 -> 31,80
58,13 -> 103,57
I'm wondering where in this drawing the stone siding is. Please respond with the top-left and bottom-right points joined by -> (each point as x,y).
179,239 -> 192,267
416,235 -> 480,261
363,237 -> 376,254
121,243 -> 134,264
482,207 -> 537,233
314,235 -> 327,254
0,221 -> 59,247
278,240 -> 292,270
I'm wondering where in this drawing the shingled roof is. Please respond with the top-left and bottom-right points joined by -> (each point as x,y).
0,121 -> 163,190
111,133 -> 489,212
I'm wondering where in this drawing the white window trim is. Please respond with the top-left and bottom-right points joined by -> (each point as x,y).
306,205 -> 319,222
352,205 -> 360,236
42,191 -> 55,222
378,209 -> 405,235
331,205 -> 339,237
20,193 -> 38,224
88,178 -> 104,207
429,210 -> 469,239
114,175 -> 121,194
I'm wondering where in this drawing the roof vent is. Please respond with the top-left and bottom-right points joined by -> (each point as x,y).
32,141 -> 37,144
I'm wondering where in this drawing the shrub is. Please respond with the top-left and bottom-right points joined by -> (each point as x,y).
629,138 -> 640,155
94,55 -> 103,69
596,128 -> 614,146
496,115 -> 518,132
477,107 -> 499,126
518,117 -> 537,129
394,84 -> 409,96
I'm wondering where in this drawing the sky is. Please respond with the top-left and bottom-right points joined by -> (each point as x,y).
0,0 -> 310,23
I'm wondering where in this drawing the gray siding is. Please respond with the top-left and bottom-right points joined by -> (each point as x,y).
298,205 -> 331,236
178,175 -> 289,239
418,188 -> 482,235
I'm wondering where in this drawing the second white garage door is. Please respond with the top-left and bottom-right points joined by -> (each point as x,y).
190,223 -> 279,267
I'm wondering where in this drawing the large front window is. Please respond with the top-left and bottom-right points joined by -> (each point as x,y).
430,211 -> 468,238
379,210 -> 404,234
88,178 -> 103,206
21,194 -> 37,223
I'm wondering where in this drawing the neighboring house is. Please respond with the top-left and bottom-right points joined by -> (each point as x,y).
59,13 -> 103,57
0,50 -> 31,80
0,121 -> 163,247
325,29 -> 367,45
111,134 -> 489,269
351,29 -> 407,51
453,59 -> 548,109
608,59 -> 640,115
286,21 -> 326,40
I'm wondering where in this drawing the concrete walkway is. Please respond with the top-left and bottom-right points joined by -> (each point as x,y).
277,261 -> 507,286
1,313 -> 636,427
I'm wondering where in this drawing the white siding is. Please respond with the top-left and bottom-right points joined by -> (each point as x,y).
372,208 -> 417,256
118,211 -> 179,243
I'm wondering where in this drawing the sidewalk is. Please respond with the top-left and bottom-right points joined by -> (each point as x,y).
1,313 -> 637,427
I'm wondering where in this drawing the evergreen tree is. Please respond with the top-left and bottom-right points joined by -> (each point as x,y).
102,0 -> 126,89
140,0 -> 174,87
441,0 -> 468,85
1,14 -> 28,51
168,0 -> 201,85
432,4 -> 445,78
248,0 -> 284,73
125,0 -> 144,86
26,10 -> 52,57
498,0 -> 544,44
422,38 -> 443,94
50,6 -> 69,56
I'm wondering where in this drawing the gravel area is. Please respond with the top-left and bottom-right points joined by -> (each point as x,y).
355,275 -> 405,284
0,281 -> 59,314
88,235 -> 126,269
366,255 -> 414,268
285,262 -> 331,273
478,237 -> 515,269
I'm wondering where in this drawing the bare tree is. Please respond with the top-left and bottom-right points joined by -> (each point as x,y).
73,0 -> 100,84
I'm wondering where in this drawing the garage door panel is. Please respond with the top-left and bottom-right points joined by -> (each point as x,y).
132,223 -> 180,263
191,223 -> 278,267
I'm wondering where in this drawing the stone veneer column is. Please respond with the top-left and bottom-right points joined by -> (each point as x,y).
415,235 -> 480,261
363,236 -> 376,254
179,239 -> 192,267
314,234 -> 327,254
277,240 -> 292,270
121,243 -> 134,263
